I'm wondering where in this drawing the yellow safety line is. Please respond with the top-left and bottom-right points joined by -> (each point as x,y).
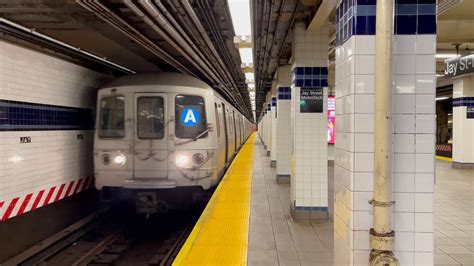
436,155 -> 453,162
173,132 -> 256,266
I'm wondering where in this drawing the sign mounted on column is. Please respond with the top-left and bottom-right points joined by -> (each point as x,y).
300,88 -> 323,113
444,54 -> 474,78
467,107 -> 474,119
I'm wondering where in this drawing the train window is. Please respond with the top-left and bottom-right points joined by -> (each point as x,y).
215,103 -> 220,137
227,109 -> 233,134
99,96 -> 125,138
137,97 -> 165,139
175,95 -> 208,139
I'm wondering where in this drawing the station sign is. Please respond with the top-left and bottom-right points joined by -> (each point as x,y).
468,107 -> 474,119
300,88 -> 323,113
444,54 -> 474,79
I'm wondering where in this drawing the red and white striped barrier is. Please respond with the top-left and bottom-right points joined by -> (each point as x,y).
0,176 -> 94,222
436,144 -> 452,152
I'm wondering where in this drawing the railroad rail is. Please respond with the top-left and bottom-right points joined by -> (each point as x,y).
2,207 -> 197,266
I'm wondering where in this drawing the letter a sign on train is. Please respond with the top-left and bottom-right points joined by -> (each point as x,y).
181,108 -> 200,126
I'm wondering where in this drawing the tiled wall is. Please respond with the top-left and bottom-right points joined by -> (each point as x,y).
0,40 -> 110,221
333,1 -> 436,264
452,76 -> 474,166
290,22 -> 329,217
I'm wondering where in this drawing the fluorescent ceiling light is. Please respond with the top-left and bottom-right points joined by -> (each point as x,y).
436,54 -> 458,59
245,72 -> 254,81
239,48 -> 253,64
228,0 -> 251,36
436,96 -> 450,101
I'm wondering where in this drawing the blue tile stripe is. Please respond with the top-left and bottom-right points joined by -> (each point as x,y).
295,206 -> 328,212
271,97 -> 277,106
291,67 -> 329,88
278,87 -> 291,100
0,99 -> 93,131
336,0 -> 436,47
453,97 -> 474,107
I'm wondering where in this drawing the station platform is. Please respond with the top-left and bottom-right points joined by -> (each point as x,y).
173,133 -> 474,266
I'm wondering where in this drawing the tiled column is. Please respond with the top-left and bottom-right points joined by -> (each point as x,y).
276,65 -> 292,183
270,95 -> 277,167
265,101 -> 272,156
452,75 -> 474,169
333,1 -> 436,265
290,22 -> 329,220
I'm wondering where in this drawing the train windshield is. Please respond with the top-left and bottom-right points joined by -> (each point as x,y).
137,97 -> 165,139
99,96 -> 125,138
175,95 -> 208,139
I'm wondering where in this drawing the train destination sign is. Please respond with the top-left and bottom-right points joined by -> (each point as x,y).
300,88 -> 323,113
444,54 -> 474,78
181,107 -> 200,126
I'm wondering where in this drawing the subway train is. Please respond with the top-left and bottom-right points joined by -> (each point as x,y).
93,72 -> 253,213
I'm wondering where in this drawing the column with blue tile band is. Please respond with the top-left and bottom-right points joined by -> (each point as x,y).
275,65 -> 293,182
452,81 -> 474,169
334,1 -> 437,264
270,95 -> 278,166
290,22 -> 329,221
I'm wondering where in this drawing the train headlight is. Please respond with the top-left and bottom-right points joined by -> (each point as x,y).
114,153 -> 126,165
192,153 -> 205,165
175,154 -> 189,167
102,154 -> 111,165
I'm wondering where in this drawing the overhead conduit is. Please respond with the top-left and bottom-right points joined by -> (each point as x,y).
76,0 -> 253,120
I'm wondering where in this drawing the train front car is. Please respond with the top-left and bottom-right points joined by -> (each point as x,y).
93,73 -> 220,213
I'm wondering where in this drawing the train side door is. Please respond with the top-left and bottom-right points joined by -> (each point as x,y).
133,93 -> 168,178
215,102 -> 226,172
221,103 -> 229,162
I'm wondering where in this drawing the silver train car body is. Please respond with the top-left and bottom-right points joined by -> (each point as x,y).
93,73 -> 253,212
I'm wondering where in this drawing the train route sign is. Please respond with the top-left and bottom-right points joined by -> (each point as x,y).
181,107 -> 200,126
300,87 -> 324,113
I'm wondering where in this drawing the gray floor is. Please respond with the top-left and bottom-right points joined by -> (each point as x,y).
248,138 -> 333,266
434,160 -> 474,265
248,138 -> 474,265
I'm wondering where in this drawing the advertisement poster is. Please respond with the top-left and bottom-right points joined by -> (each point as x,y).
327,96 -> 335,144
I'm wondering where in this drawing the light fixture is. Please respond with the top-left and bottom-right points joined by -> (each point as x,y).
175,154 -> 189,167
113,153 -> 126,165
436,54 -> 458,59
435,96 -> 450,101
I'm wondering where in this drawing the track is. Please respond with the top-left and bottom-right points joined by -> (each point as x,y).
3,205 -> 200,266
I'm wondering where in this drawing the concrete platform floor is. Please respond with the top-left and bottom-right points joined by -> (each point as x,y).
247,138 -> 474,265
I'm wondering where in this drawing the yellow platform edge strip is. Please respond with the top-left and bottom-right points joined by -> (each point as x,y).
436,155 -> 453,162
173,132 -> 256,266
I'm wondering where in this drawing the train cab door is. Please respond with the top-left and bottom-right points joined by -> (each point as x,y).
133,93 -> 168,179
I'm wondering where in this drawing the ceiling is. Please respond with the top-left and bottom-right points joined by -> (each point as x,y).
0,0 -> 253,120
251,0 -> 321,117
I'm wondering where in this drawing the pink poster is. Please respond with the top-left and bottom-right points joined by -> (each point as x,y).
327,96 -> 335,144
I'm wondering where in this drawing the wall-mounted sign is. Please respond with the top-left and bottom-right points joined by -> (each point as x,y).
20,137 -> 31,143
300,88 -> 323,113
468,107 -> 474,119
444,54 -> 474,78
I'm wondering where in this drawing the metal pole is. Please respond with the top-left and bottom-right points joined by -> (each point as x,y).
369,1 -> 399,265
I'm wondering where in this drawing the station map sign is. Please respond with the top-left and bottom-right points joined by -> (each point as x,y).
444,54 -> 474,78
300,88 -> 323,113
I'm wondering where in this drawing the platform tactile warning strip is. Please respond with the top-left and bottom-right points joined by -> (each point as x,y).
173,133 -> 256,265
